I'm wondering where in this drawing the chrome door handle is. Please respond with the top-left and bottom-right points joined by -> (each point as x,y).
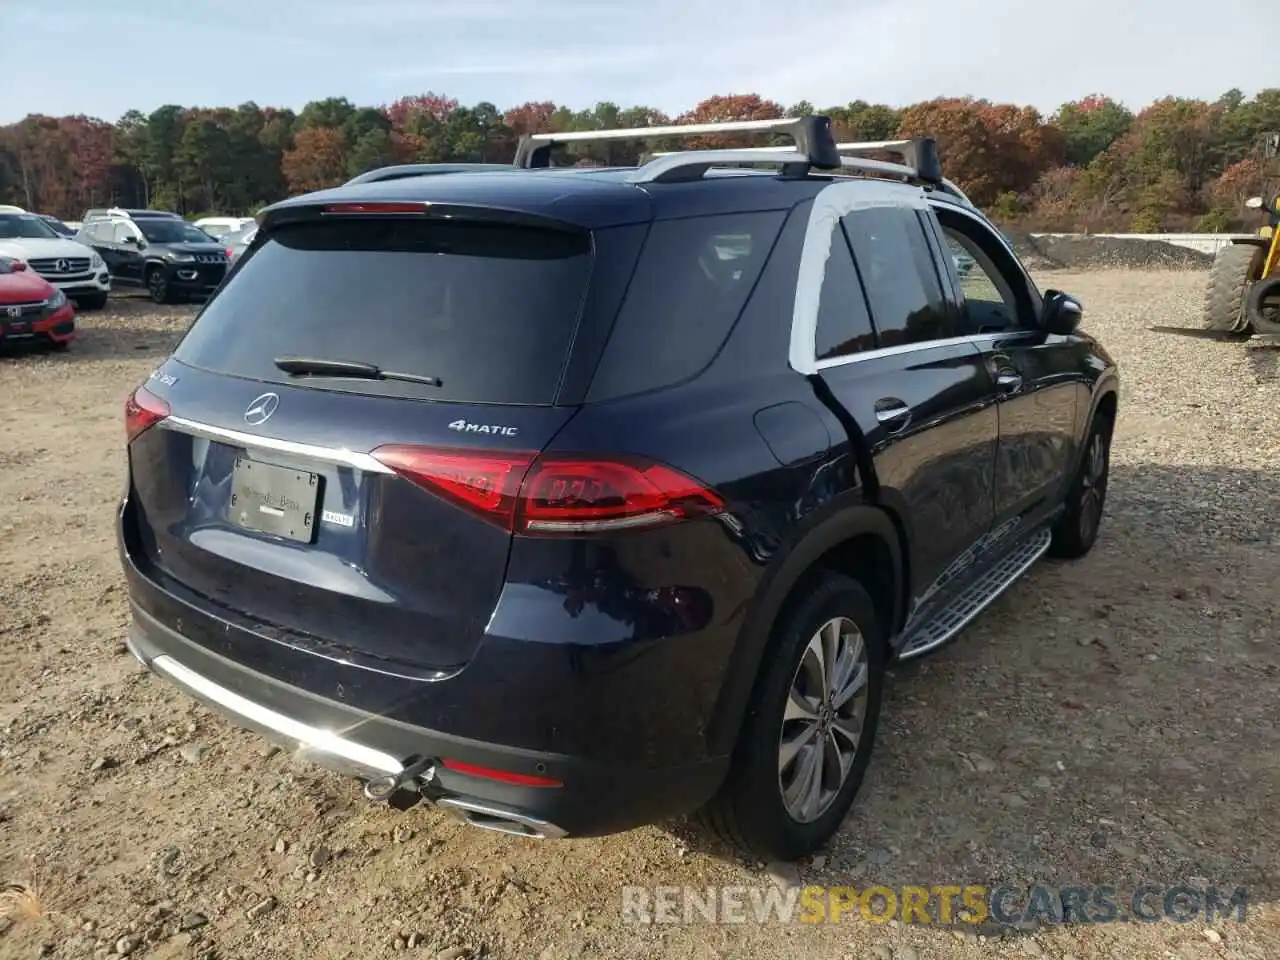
874,399 -> 911,431
995,371 -> 1022,393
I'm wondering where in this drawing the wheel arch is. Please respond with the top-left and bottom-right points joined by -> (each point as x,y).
706,501 -> 907,757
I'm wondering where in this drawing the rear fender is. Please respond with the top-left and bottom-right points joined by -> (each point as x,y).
705,500 -> 904,756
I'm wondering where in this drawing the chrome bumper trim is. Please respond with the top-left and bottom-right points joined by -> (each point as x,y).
150,654 -> 404,775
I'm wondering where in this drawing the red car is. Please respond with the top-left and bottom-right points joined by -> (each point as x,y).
0,256 -> 75,349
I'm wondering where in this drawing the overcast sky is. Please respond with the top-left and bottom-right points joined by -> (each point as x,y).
3,0 -> 1274,124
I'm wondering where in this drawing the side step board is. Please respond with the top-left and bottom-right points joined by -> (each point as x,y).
898,527 -> 1053,660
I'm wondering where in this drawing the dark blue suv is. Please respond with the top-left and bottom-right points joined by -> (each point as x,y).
118,117 -> 1118,860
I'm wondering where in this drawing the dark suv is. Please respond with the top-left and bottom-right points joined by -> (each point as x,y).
118,117 -> 1118,860
77,209 -> 229,303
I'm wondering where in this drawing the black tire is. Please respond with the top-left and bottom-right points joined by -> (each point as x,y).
76,292 -> 108,311
146,266 -> 172,305
1048,412 -> 1113,559
697,573 -> 885,861
1202,243 -> 1261,334
1245,274 -> 1280,336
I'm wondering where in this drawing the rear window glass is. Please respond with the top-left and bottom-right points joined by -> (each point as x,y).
587,211 -> 784,401
174,218 -> 592,405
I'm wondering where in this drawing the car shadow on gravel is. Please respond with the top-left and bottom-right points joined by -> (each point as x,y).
670,463 -> 1278,922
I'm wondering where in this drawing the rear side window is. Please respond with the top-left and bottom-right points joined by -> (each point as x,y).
587,211 -> 785,401
815,224 -> 876,361
174,218 -> 592,405
842,206 -> 952,347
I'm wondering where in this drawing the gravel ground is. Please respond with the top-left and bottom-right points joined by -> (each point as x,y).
1,272 -> 1278,960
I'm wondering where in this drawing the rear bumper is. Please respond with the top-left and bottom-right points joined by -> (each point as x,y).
124,595 -> 727,837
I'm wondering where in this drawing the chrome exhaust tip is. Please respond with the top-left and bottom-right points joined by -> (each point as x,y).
436,797 -> 567,840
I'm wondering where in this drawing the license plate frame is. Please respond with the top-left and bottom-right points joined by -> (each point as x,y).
229,457 -> 321,544
3,321 -> 31,335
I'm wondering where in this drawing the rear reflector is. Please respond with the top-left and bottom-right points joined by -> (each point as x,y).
441,758 -> 562,788
369,446 -> 724,536
321,202 -> 430,215
125,384 -> 170,442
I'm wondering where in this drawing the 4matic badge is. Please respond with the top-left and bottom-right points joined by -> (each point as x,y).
448,419 -> 519,437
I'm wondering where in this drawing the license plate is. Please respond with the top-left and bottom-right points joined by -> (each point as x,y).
4,321 -> 30,334
229,458 -> 321,543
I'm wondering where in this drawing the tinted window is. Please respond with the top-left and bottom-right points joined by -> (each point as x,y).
939,227 -> 1018,332
934,207 -> 1041,331
112,223 -> 136,243
588,211 -> 784,401
137,219 -> 215,243
843,207 -> 952,347
815,224 -> 875,361
174,217 -> 592,405
0,214 -> 58,239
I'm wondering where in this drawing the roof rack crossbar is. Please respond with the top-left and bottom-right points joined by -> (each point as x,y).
514,116 -> 842,171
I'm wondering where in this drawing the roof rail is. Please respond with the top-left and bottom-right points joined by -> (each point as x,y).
637,135 -> 945,188
513,116 -> 842,172
344,162 -> 514,186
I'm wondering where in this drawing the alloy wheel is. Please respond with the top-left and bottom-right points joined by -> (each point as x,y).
1079,431 -> 1109,541
778,616 -> 870,824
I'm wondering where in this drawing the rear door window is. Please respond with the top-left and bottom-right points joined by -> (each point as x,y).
842,206 -> 953,347
587,211 -> 784,401
173,217 -> 593,405
814,223 -> 876,361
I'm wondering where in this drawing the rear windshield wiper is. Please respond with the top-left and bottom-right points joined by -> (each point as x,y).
274,356 -> 442,387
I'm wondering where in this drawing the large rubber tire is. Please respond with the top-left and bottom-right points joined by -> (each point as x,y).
1048,411 -> 1113,560
1202,243 -> 1262,334
696,573 -> 885,861
147,266 -> 173,305
1245,274 -> 1280,336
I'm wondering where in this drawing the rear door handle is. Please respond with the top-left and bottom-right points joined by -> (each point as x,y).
995,371 -> 1022,393
874,398 -> 911,432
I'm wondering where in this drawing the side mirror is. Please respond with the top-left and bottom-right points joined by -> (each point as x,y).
1040,289 -> 1082,335
1245,196 -> 1264,210
124,235 -> 141,246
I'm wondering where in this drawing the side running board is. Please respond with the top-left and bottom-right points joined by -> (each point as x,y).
898,527 -> 1052,660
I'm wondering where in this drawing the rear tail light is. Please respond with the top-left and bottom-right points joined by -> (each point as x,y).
124,384 -> 170,442
321,202 -> 430,215
370,446 -> 724,535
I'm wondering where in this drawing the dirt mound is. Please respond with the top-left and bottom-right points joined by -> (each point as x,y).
1003,231 -> 1213,271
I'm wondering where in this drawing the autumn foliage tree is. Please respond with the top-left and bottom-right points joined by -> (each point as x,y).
1,87 -> 1277,231
282,126 -> 348,193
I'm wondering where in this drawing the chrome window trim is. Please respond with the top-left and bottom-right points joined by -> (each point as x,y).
163,416 -> 395,474
812,331 -> 1039,371
789,178 -> 931,375
790,181 -> 1047,373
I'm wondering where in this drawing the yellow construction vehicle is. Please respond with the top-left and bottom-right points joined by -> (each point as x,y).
1201,132 -> 1280,340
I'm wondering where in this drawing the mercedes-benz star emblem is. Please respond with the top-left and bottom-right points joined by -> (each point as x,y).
55,259 -> 69,272
244,392 -> 280,426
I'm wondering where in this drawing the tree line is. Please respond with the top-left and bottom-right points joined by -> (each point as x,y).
1,89 -> 1276,232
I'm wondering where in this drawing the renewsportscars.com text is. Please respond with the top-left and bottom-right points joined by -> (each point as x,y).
620,884 -> 1248,926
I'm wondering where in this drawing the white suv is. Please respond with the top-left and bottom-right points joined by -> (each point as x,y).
0,207 -> 111,309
